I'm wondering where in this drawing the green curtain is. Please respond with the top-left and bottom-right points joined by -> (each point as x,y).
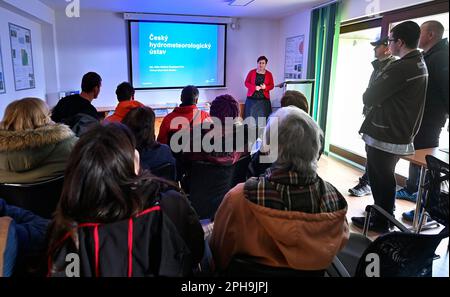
307,1 -> 342,153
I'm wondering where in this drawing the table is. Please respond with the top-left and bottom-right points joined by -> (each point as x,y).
96,106 -> 165,136
400,148 -> 449,232
96,103 -> 246,137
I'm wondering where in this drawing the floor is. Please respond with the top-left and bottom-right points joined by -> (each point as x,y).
316,155 -> 449,277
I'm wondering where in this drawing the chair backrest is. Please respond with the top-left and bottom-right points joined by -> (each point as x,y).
151,162 -> 176,181
167,130 -> 190,182
224,255 -> 325,277
188,161 -> 235,220
230,154 -> 251,188
424,155 -> 449,227
0,176 -> 64,219
354,229 -> 448,277
63,113 -> 98,137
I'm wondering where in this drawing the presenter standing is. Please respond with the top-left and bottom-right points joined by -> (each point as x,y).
244,56 -> 274,126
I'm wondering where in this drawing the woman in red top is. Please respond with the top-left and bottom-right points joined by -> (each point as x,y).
244,56 -> 274,125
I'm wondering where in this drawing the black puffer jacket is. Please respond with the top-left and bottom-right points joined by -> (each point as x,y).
420,38 -> 449,129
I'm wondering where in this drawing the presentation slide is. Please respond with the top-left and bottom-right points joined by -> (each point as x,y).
129,21 -> 226,89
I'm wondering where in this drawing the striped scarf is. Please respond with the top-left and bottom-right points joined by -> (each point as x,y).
244,168 -> 347,214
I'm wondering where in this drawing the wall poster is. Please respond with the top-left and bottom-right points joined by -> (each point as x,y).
284,35 -> 305,80
0,39 -> 5,94
9,23 -> 35,91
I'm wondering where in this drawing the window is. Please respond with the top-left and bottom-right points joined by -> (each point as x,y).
327,0 -> 449,180
329,26 -> 381,158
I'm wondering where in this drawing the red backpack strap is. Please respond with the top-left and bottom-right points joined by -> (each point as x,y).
47,223 -> 101,277
128,218 -> 133,277
47,230 -> 74,277
126,205 -> 161,277
78,223 -> 101,277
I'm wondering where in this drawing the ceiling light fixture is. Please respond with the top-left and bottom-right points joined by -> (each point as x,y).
229,0 -> 255,6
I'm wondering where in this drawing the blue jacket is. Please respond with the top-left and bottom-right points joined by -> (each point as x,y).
140,143 -> 177,179
0,199 -> 49,276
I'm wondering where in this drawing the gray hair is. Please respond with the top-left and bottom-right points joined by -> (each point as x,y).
262,106 -> 323,176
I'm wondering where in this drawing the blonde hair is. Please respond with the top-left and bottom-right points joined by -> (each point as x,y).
1,97 -> 51,131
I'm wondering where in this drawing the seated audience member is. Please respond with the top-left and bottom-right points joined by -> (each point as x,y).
104,82 -> 144,123
51,72 -> 102,135
184,94 -> 244,166
248,90 -> 321,177
280,90 -> 309,112
210,107 -> 349,272
0,199 -> 49,277
122,106 -> 176,179
156,85 -> 210,145
0,98 -> 77,183
47,123 -> 204,277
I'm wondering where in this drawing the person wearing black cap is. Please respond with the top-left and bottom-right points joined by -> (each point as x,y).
348,36 -> 396,197
367,37 -> 396,93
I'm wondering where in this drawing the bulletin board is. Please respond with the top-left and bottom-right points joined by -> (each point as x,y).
9,23 -> 35,91
284,35 -> 305,80
0,39 -> 5,94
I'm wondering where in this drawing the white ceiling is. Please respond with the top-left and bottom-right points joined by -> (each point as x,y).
39,0 -> 329,20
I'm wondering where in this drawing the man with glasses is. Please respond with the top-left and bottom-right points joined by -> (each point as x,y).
349,36 -> 396,197
398,20 -> 449,221
351,21 -> 428,232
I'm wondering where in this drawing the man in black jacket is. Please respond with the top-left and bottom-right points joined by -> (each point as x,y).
398,21 -> 449,220
349,36 -> 396,197
351,21 -> 428,232
51,72 -> 102,135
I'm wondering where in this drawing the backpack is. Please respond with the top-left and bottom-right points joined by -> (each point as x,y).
62,113 -> 99,137
47,204 -> 193,277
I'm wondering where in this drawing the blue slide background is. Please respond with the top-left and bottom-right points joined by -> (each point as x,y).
133,22 -> 221,88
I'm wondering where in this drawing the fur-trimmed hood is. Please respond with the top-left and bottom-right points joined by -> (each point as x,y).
0,124 -> 77,176
0,124 -> 74,152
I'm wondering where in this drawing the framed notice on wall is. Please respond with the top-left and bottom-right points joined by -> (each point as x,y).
0,39 -> 5,94
9,23 -> 35,91
284,35 -> 305,80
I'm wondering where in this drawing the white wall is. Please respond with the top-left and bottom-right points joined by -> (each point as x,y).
341,0 -> 433,21
0,5 -> 47,114
277,9 -> 311,105
53,10 -> 283,108
2,0 -> 55,24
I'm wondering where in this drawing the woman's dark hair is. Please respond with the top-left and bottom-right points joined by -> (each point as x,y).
50,123 -> 174,233
57,123 -> 146,223
122,106 -> 157,151
257,56 -> 268,63
47,123 -> 180,260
